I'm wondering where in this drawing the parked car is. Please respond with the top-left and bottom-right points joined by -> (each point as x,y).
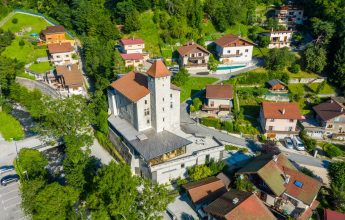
292,136 -> 305,151
1,174 -> 19,186
0,165 -> 15,174
283,137 -> 294,149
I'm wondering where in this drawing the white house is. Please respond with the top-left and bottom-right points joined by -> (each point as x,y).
260,102 -> 303,139
215,34 -> 255,64
48,42 -> 77,65
107,60 -> 225,184
202,84 -> 233,114
119,38 -> 145,54
275,5 -> 304,27
55,64 -> 85,96
264,30 -> 293,49
177,42 -> 210,71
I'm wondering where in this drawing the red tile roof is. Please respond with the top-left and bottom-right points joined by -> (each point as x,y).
48,42 -> 74,54
42,25 -> 65,35
215,34 -> 255,48
183,176 -> 227,205
262,102 -> 303,120
324,209 -> 345,220
56,65 -> 84,89
206,85 -> 233,99
177,43 -> 210,56
313,98 -> 345,121
120,53 -> 144,60
120,38 -> 144,45
110,71 -> 150,102
204,190 -> 276,220
147,60 -> 171,78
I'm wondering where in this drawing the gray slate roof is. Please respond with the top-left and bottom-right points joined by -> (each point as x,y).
267,79 -> 286,87
130,129 -> 192,161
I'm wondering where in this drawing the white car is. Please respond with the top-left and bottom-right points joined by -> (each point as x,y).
292,136 -> 305,151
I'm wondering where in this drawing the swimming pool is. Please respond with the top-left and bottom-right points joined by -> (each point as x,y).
217,65 -> 246,70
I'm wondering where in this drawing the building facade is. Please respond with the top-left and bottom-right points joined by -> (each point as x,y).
120,53 -> 144,68
264,30 -> 293,49
107,61 -> 225,184
48,42 -> 77,65
215,34 -> 255,64
260,102 -> 303,139
202,85 -> 233,114
275,5 -> 304,27
119,38 -> 145,54
177,42 -> 210,70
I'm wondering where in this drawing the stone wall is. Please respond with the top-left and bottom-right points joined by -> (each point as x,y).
15,77 -> 60,98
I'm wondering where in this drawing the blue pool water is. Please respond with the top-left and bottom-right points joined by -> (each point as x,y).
217,65 -> 246,70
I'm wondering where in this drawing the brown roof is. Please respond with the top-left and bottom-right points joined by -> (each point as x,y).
324,209 -> 345,220
120,53 -> 144,60
177,43 -> 210,56
215,34 -> 255,48
56,65 -> 84,89
284,167 -> 322,205
147,60 -> 171,78
42,25 -> 65,35
313,98 -> 345,121
110,71 -> 150,102
120,38 -> 144,45
183,176 -> 227,205
204,190 -> 276,220
262,102 -> 303,120
48,42 -> 74,54
206,85 -> 233,99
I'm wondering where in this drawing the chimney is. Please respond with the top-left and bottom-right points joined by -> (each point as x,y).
284,174 -> 291,184
232,198 -> 239,204
330,99 -> 333,103
67,64 -> 71,71
272,155 -> 278,162
282,108 -> 286,115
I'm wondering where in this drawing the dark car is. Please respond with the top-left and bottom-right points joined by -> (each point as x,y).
0,165 -> 15,174
1,174 -> 19,186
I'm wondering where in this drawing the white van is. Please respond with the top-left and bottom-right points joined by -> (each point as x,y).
292,136 -> 305,151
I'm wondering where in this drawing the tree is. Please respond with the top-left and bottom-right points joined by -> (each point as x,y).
19,39 -> 25,46
188,164 -> 212,181
311,17 -> 335,45
208,54 -> 219,72
257,35 -> 270,48
332,40 -> 345,89
88,162 -> 139,219
261,140 -> 281,154
37,95 -> 93,146
234,175 -> 255,192
172,68 -> 190,86
192,97 -> 202,111
264,48 -> 295,70
328,161 -> 345,212
137,179 -> 174,220
123,9 -> 141,33
17,148 -> 48,180
288,64 -> 300,73
266,18 -> 279,30
33,183 -> 79,220
11,18 -> 18,24
0,56 -> 23,94
20,179 -> 46,216
303,44 -> 327,74
113,49 -> 125,75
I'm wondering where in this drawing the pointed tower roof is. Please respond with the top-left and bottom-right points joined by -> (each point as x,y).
147,60 -> 171,78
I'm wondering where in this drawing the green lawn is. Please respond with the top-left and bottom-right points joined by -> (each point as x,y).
1,13 -> 50,36
180,77 -> 218,102
17,72 -> 36,80
2,38 -> 48,63
253,47 -> 269,58
0,111 -> 25,141
308,83 -> 336,94
28,62 -> 53,73
287,70 -> 319,78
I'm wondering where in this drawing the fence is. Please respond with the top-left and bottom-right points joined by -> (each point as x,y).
16,77 -> 61,98
288,77 -> 326,84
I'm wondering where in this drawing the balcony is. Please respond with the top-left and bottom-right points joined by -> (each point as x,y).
221,53 -> 243,58
148,146 -> 186,166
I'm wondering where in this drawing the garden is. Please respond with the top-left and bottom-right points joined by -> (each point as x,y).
179,76 -> 217,102
0,111 -> 25,141
28,61 -> 53,73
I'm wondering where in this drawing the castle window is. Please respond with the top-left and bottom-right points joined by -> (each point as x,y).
163,117 -> 165,122
144,108 -> 150,116
147,119 -> 150,124
163,107 -> 165,112
145,100 -> 147,104
170,102 -> 173,109
170,94 -> 172,98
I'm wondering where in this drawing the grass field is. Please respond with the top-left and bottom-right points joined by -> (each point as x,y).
2,38 -> 48,63
1,13 -> 50,35
308,83 -> 336,94
0,111 -> 25,141
28,62 -> 53,73
287,70 -> 319,78
180,76 -> 218,102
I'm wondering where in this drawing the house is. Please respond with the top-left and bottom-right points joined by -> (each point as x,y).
264,30 -> 293,49
260,102 -> 303,139
236,153 -> 322,220
215,34 -> 255,64
311,97 -> 345,139
202,85 -> 233,114
323,209 -> 345,220
267,79 -> 287,92
177,42 -> 210,70
183,176 -> 227,210
204,190 -> 277,220
275,5 -> 304,28
55,64 -> 85,96
48,42 -> 76,65
119,38 -> 145,54
120,53 -> 144,68
41,25 -> 66,44
107,60 -> 225,184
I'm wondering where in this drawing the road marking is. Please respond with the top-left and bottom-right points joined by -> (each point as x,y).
0,189 -> 18,197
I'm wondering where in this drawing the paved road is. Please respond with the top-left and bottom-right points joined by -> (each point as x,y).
0,175 -> 25,220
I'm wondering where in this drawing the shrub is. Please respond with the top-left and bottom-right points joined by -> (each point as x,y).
257,35 -> 270,48
262,140 -> 281,154
201,117 -> 221,129
12,18 -> 18,24
225,145 -> 240,151
234,175 -> 255,192
289,64 -> 301,73
223,121 -> 233,132
189,105 -> 196,112
19,39 -> 25,46
172,68 -> 190,86
323,143 -> 343,158
188,164 -> 212,181
259,134 -> 267,142
192,97 -> 202,111
207,159 -> 226,175
300,130 -> 317,153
